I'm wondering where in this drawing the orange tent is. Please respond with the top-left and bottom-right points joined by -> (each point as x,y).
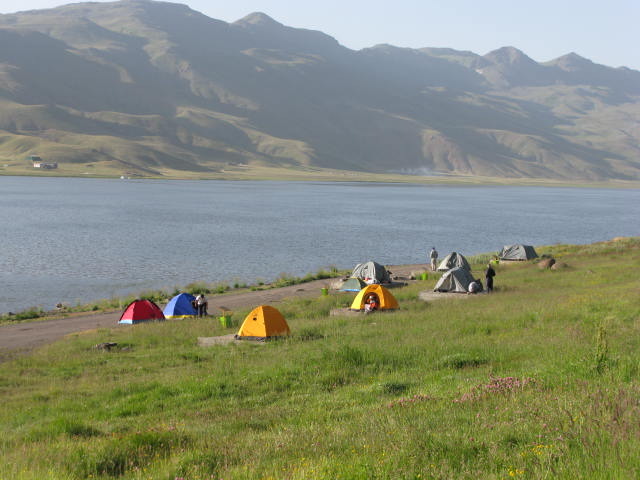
235,305 -> 291,341
350,284 -> 399,311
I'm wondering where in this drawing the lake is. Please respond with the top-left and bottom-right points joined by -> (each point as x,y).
1,176 -> 638,314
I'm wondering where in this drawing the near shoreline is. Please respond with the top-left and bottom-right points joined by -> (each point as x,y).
0,263 -> 425,358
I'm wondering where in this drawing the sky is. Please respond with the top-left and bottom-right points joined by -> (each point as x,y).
1,0 -> 639,70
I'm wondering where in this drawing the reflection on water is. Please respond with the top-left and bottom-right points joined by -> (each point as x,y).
1,177 -> 638,313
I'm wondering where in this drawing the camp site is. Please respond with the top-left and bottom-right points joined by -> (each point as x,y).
0,237 -> 639,479
1,0 -> 638,475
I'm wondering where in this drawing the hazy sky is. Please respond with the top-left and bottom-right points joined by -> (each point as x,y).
2,0 -> 639,70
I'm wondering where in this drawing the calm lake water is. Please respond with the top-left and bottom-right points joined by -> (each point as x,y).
1,177 -> 638,314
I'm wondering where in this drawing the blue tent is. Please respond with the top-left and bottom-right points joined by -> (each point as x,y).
163,293 -> 197,319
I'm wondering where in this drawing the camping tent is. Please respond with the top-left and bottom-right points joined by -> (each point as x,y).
235,305 -> 291,341
499,244 -> 538,261
119,299 -> 165,324
433,267 -> 476,293
351,261 -> 391,284
437,252 -> 470,272
350,284 -> 399,311
163,293 -> 197,319
340,277 -> 368,292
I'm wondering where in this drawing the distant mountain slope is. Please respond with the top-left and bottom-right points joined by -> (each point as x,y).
0,0 -> 638,180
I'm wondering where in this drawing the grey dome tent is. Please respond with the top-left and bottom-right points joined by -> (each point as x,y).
433,267 -> 476,293
437,252 -> 470,272
340,277 -> 368,292
351,261 -> 391,284
499,244 -> 538,261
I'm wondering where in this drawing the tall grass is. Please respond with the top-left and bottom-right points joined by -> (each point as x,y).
0,238 -> 639,479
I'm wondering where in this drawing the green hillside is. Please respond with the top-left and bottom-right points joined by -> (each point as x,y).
0,1 -> 639,181
1,238 -> 639,478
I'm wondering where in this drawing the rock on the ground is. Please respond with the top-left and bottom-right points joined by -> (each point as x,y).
538,258 -> 556,269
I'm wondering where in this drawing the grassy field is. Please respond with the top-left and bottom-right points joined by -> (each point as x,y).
1,238 -> 639,479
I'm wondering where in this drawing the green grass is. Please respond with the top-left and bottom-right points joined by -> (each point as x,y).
1,238 -> 639,479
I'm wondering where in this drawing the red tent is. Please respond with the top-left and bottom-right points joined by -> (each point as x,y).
118,299 -> 165,324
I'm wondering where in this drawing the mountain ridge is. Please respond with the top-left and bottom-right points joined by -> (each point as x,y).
0,0 -> 638,181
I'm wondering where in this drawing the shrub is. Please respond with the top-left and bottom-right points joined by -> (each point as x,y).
26,418 -> 102,441
65,431 -> 189,478
137,289 -> 171,303
594,322 -> 609,374
174,451 -> 222,478
380,381 -> 409,395
437,353 -> 489,369
6,307 -> 44,321
295,327 -> 325,341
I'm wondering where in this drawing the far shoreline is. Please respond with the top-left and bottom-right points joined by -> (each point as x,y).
1,169 -> 639,189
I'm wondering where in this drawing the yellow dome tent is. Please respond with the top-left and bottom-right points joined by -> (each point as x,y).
235,305 -> 291,341
350,284 -> 399,311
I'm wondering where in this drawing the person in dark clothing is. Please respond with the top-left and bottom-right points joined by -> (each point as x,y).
485,263 -> 496,293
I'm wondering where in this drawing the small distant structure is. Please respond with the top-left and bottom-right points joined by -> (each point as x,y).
29,155 -> 58,169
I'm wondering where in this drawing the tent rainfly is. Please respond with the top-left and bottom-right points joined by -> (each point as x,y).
433,267 -> 476,293
351,261 -> 391,284
499,244 -> 538,261
235,305 -> 291,341
119,299 -> 165,324
437,252 -> 470,272
350,284 -> 399,311
163,293 -> 197,319
340,277 -> 368,292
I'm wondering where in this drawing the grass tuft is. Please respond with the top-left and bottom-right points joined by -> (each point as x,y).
437,353 -> 489,369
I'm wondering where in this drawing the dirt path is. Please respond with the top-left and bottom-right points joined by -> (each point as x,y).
0,264 -> 427,358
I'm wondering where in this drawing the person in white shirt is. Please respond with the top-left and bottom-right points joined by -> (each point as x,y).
195,294 -> 208,317
429,247 -> 438,271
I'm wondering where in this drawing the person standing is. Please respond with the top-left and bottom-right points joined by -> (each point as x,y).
485,263 -> 496,293
429,247 -> 438,271
195,293 -> 208,317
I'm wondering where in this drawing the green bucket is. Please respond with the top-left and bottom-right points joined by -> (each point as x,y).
219,315 -> 233,328
321,287 -> 329,296
420,272 -> 428,281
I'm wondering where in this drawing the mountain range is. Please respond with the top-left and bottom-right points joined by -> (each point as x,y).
0,0 -> 639,180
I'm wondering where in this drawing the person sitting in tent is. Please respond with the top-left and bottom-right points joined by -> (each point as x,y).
195,293 -> 208,317
364,293 -> 380,313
